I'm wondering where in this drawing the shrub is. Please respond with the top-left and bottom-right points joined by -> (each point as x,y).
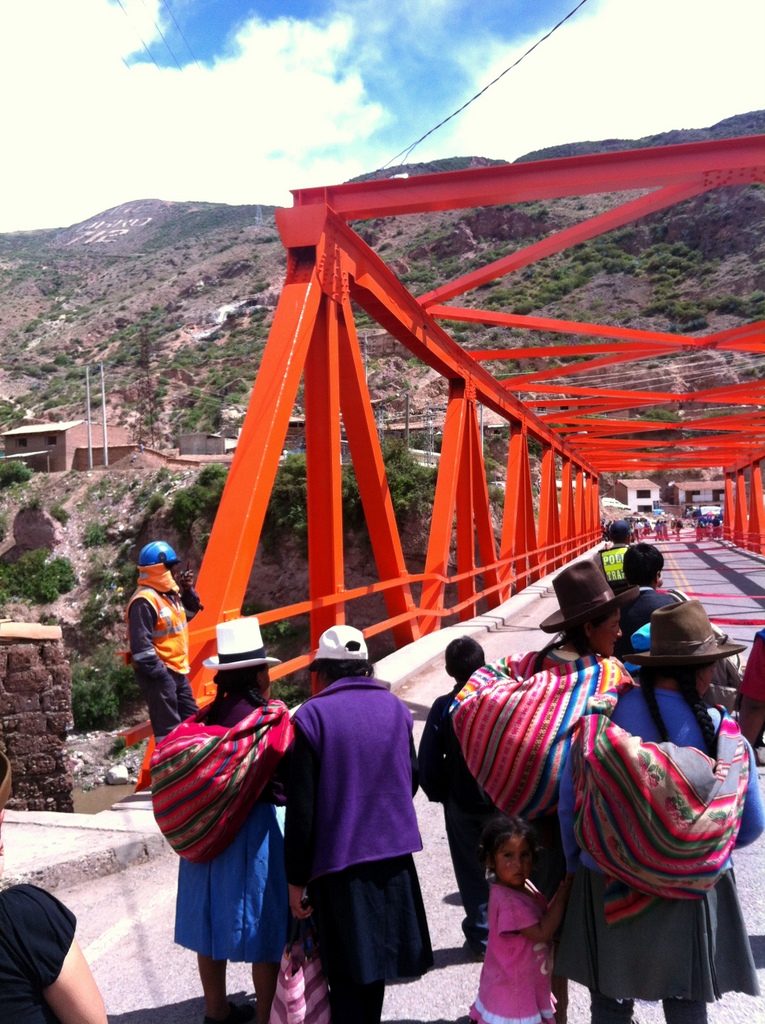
71,645 -> 140,730
171,463 -> 229,536
0,549 -> 76,604
0,461 -> 32,488
84,523 -> 108,548
50,502 -> 69,525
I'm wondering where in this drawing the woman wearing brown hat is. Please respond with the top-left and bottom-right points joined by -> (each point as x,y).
452,559 -> 639,1023
0,751 -> 108,1024
557,600 -> 764,1024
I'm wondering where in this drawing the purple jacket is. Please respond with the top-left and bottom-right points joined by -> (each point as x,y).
290,677 -> 422,880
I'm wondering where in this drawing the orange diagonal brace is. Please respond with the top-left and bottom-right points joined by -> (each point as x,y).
420,183 -> 705,307
187,257 -> 323,677
420,380 -> 469,632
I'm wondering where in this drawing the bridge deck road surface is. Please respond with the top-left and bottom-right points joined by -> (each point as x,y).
53,537 -> 765,1023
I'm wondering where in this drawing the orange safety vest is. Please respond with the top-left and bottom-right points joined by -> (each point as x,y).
127,586 -> 190,676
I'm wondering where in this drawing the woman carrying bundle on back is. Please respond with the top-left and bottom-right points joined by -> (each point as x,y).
452,560 -> 639,1023
151,617 -> 293,1024
556,600 -> 764,1024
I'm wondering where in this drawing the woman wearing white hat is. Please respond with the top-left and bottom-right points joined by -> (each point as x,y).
173,617 -> 290,1024
0,751 -> 108,1024
284,625 -> 433,1024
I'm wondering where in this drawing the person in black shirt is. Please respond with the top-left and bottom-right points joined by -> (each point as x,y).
0,751 -> 108,1024
418,636 -> 494,958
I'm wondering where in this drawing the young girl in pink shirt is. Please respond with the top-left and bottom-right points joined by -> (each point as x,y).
469,816 -> 572,1024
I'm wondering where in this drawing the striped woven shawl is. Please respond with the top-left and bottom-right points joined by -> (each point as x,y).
450,653 -> 627,819
571,690 -> 749,923
150,699 -> 293,863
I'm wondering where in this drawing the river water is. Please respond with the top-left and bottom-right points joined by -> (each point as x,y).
72,783 -> 136,814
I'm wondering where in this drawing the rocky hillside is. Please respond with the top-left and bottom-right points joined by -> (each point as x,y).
0,111 -> 763,449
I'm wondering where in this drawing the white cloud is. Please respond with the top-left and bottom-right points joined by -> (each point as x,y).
433,0 -> 765,163
0,2 -> 386,230
0,0 -> 762,231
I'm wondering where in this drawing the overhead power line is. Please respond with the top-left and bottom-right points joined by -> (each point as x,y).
159,0 -> 202,70
379,0 -> 592,171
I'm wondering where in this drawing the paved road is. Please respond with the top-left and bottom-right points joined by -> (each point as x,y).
54,538 -> 765,1023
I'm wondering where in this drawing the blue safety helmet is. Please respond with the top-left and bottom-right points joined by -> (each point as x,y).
138,541 -> 179,568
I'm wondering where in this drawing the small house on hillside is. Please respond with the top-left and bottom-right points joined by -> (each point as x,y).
613,478 -> 661,514
665,480 -> 726,507
2,420 -> 133,472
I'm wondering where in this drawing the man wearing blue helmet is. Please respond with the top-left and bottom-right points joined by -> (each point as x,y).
126,541 -> 202,740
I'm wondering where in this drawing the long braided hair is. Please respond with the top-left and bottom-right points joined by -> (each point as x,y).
206,665 -> 268,726
638,665 -> 718,758
533,615 -> 610,674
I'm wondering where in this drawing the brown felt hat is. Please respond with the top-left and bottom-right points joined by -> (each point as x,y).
539,560 -> 639,633
0,751 -> 11,812
628,599 -> 746,666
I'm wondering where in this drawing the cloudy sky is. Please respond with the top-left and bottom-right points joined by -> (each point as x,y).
1,0 -> 763,232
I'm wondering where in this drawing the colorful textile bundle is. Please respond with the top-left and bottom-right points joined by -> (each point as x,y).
571,691 -> 749,923
151,700 -> 293,863
450,652 -> 626,818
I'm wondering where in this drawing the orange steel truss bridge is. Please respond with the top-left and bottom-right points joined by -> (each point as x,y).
131,134 -> 765,785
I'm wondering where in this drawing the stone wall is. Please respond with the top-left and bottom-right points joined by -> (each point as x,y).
0,640 -> 73,812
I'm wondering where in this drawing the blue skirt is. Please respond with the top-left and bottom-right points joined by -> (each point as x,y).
174,802 -> 289,963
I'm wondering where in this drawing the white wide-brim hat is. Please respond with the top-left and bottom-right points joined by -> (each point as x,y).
203,617 -> 281,671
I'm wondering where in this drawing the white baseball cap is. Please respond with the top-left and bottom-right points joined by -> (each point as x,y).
308,625 -> 368,670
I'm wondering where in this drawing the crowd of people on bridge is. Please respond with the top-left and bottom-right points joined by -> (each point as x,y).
2,535 -> 764,1024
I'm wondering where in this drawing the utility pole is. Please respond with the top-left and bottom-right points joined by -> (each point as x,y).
100,363 -> 109,467
85,366 -> 93,469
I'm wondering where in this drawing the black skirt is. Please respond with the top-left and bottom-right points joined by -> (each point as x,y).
556,866 -> 760,1002
308,854 -> 434,986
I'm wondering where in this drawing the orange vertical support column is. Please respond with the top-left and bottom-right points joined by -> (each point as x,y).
537,447 -> 561,575
304,293 -> 345,650
583,474 -> 595,540
420,380 -> 468,633
468,399 -> 501,611
723,474 -> 735,542
559,458 -> 576,560
337,298 -> 419,646
590,473 -> 600,544
748,460 -> 765,555
455,399 -> 478,621
733,469 -> 748,549
574,466 -> 586,543
500,427 -> 539,594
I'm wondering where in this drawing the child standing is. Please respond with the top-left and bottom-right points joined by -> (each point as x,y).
469,816 -> 573,1024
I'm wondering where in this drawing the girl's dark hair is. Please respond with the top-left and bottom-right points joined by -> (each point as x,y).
477,815 -> 539,868
639,665 -> 717,758
533,613 -> 610,673
206,665 -> 268,724
312,658 -> 374,683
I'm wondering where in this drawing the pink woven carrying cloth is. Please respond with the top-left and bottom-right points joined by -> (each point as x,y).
571,689 -> 750,923
150,699 -> 293,863
451,652 -> 627,818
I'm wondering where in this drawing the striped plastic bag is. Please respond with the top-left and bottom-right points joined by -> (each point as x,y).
269,921 -> 331,1024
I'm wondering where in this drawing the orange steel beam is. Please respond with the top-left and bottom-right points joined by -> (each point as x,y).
432,312 -> 765,353
734,469 -> 749,547
537,447 -> 562,573
292,135 -> 765,219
